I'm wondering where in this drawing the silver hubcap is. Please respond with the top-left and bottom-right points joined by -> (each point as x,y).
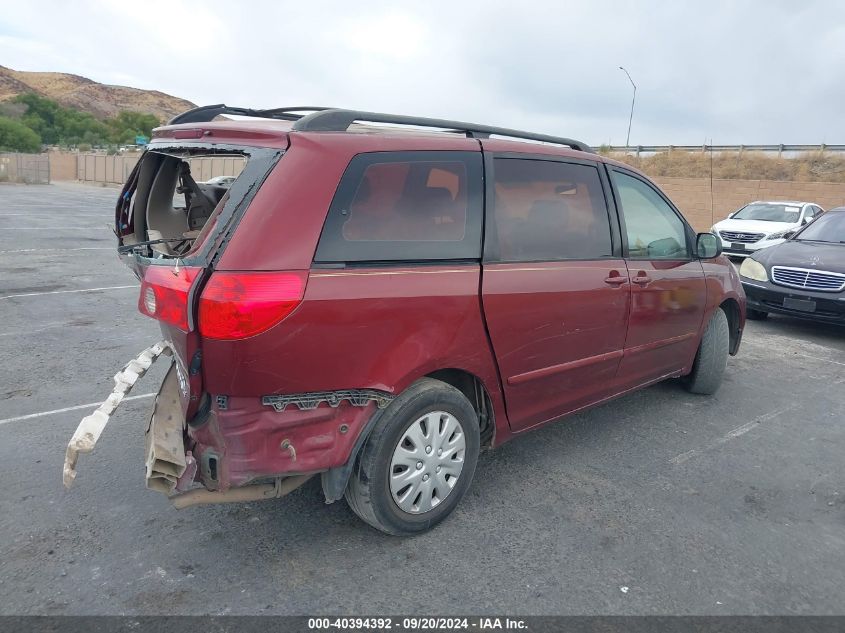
389,411 -> 466,514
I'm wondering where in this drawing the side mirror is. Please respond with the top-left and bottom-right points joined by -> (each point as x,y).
801,217 -> 809,225
696,232 -> 722,259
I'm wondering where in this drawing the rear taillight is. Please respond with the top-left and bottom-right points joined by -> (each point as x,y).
198,272 -> 306,340
138,265 -> 201,331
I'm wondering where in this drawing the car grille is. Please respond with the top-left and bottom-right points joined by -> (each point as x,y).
771,266 -> 845,292
719,230 -> 765,243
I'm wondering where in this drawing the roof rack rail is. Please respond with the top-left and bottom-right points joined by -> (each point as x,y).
167,104 -> 334,125
167,105 -> 593,153
291,109 -> 593,153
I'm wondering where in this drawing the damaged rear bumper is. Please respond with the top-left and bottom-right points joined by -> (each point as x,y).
63,341 -> 384,508
62,340 -> 195,495
145,363 -> 191,493
63,341 -> 172,488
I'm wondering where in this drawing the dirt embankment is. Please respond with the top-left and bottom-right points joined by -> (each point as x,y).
0,65 -> 195,122
604,150 -> 845,184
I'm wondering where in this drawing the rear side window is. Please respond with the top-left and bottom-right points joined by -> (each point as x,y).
491,158 -> 613,261
314,151 -> 483,263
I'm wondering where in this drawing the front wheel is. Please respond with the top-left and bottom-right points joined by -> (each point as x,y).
684,307 -> 730,395
345,378 -> 480,535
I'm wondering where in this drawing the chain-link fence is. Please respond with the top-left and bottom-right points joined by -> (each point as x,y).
0,153 -> 50,183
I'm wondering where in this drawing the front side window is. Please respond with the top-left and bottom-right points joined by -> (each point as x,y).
613,171 -> 689,259
491,158 -> 613,261
314,151 -> 483,263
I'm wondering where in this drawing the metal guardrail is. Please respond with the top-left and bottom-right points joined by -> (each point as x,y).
602,144 -> 845,156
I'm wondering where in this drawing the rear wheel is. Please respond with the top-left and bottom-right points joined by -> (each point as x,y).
747,308 -> 769,320
684,307 -> 730,395
345,378 -> 480,535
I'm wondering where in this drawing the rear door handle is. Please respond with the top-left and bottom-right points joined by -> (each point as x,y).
632,273 -> 652,286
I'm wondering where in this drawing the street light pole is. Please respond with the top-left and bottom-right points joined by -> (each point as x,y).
619,66 -> 636,149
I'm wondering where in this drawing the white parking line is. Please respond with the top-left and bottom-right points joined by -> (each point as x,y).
0,321 -> 68,337
793,352 -> 845,367
0,247 -> 112,254
670,404 -> 799,465
0,285 -> 138,300
0,393 -> 155,426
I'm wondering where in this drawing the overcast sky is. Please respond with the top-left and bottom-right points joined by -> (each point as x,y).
1,0 -> 843,145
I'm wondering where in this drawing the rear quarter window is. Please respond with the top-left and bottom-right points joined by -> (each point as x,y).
314,151 -> 483,263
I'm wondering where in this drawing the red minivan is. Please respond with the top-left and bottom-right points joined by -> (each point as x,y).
64,106 -> 745,535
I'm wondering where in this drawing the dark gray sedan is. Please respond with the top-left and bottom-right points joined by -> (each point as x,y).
738,207 -> 845,324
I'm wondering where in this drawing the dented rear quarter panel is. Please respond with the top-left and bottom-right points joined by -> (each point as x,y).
189,401 -> 380,489
199,264 -> 509,442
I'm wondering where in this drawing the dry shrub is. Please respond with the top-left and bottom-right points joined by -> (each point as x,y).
599,150 -> 845,183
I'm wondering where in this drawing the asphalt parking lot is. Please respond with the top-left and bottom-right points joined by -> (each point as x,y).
1,182 -> 844,616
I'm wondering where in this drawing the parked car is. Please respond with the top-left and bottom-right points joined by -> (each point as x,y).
63,106 -> 746,535
712,200 -> 824,257
203,175 -> 237,187
739,206 -> 845,323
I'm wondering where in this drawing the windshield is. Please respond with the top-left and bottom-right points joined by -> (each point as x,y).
732,203 -> 802,223
795,211 -> 845,243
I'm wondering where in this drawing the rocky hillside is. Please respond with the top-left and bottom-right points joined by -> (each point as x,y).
0,65 -> 195,122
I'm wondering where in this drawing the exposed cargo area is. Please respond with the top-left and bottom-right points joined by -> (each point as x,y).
116,149 -> 248,259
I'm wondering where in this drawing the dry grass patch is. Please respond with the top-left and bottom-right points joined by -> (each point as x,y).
601,150 -> 845,183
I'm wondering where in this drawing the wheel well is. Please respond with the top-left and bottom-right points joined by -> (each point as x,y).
426,369 -> 495,447
720,298 -> 741,355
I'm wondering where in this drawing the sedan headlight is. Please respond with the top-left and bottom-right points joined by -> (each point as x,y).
765,229 -> 792,240
739,258 -> 768,282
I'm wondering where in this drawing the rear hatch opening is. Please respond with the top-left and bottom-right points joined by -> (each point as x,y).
114,144 -> 284,423
64,141 -> 288,490
117,148 -> 250,260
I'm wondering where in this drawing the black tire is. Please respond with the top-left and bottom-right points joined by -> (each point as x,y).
747,308 -> 769,320
684,307 -> 730,395
345,378 -> 480,535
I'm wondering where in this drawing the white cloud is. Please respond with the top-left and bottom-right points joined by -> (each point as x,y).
1,0 -> 843,144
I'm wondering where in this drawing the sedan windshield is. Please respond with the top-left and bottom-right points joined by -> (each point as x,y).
794,211 -> 845,243
732,203 -> 803,222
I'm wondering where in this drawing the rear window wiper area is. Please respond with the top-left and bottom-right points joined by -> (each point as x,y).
117,237 -> 196,255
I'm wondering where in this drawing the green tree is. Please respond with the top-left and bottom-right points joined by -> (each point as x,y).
106,111 -> 159,144
12,93 -> 109,146
0,116 -> 42,152
7,93 -> 162,148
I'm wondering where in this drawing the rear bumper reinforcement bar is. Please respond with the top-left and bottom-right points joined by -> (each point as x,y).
63,341 -> 171,488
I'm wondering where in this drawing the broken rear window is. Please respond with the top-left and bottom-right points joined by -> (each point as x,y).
117,146 -> 278,261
